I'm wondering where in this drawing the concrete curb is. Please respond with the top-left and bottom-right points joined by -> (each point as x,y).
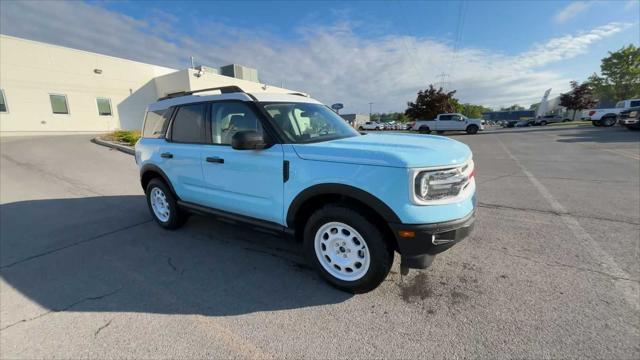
92,137 -> 135,156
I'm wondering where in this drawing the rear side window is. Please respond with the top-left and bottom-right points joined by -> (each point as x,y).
630,100 -> 640,107
142,109 -> 169,138
171,104 -> 206,143
439,115 -> 451,120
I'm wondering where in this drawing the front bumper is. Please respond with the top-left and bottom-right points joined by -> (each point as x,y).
388,209 -> 476,269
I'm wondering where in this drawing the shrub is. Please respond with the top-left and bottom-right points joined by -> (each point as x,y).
104,130 -> 141,146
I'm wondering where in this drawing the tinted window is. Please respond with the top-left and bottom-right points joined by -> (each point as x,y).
50,94 -> 69,114
0,89 -> 7,112
171,104 -> 206,143
96,98 -> 112,116
142,109 -> 169,138
439,115 -> 451,120
630,100 -> 640,107
211,102 -> 262,145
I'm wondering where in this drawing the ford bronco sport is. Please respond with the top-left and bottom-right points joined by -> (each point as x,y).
135,86 -> 476,293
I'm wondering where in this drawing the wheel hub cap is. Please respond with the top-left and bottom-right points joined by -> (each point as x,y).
314,222 -> 370,281
150,188 -> 170,222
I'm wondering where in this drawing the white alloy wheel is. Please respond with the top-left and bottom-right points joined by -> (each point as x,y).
314,222 -> 370,281
150,187 -> 170,222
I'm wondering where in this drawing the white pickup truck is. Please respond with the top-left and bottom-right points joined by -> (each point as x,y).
412,113 -> 484,134
586,99 -> 640,127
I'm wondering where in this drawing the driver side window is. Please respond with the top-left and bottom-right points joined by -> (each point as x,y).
210,102 -> 263,145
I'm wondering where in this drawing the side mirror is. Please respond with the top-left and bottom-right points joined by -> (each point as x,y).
231,131 -> 267,150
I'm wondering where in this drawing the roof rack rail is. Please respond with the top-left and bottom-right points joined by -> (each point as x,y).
158,86 -> 247,101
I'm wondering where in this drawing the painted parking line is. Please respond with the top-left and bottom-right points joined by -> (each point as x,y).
603,149 -> 640,160
495,135 -> 640,312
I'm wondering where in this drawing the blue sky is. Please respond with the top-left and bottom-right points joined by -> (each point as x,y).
2,0 -> 639,113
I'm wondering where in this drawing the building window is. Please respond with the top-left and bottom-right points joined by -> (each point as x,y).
0,89 -> 7,112
96,97 -> 112,116
49,94 -> 69,114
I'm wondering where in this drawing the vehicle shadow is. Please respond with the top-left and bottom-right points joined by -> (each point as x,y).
0,195 -> 351,321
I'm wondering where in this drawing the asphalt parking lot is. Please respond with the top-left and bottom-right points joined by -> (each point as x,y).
1,125 -> 639,359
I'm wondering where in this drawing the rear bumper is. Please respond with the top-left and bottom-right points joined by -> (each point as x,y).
389,209 -> 476,269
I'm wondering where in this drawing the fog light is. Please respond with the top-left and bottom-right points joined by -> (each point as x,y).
398,230 -> 415,238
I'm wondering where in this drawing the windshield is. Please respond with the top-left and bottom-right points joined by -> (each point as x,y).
615,101 -> 625,108
262,103 -> 360,143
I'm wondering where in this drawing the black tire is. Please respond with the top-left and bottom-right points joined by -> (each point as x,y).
358,126 -> 364,131
145,178 -> 188,230
602,116 -> 616,127
540,121 -> 547,126
418,126 -> 431,134
303,204 -> 394,293
466,125 -> 479,134
592,120 -> 602,127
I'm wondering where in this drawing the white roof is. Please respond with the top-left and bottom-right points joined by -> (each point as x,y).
148,92 -> 322,112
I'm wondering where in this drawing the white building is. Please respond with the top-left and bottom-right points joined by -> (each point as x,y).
0,35 -> 295,136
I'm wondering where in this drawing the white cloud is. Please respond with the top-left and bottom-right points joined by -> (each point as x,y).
0,1 -> 631,112
554,1 -> 592,24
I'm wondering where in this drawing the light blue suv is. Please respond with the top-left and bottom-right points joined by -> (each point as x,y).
135,86 -> 476,293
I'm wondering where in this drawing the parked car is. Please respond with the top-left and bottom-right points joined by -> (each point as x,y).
360,121 -> 383,131
586,98 -> 640,127
412,113 -> 484,134
617,106 -> 640,130
135,86 -> 476,293
534,114 -> 563,126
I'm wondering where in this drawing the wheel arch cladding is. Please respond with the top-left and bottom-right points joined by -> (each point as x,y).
140,164 -> 179,199
286,183 -> 401,248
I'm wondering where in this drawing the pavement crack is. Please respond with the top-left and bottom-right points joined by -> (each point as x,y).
478,202 -> 640,226
0,220 -> 153,270
166,256 -> 177,272
0,287 -> 122,332
0,153 -> 105,196
94,318 -> 114,337
490,247 -> 639,283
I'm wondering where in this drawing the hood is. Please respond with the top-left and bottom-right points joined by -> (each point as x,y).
292,133 -> 471,168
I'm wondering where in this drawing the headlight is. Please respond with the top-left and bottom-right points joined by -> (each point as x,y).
629,111 -> 638,117
412,160 -> 474,203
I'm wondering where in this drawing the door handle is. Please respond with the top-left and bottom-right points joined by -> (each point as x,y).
206,157 -> 224,164
161,152 -> 173,159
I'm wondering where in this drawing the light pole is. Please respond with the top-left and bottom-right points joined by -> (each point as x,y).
369,102 -> 373,120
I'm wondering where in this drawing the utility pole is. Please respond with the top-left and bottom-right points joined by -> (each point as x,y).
369,102 -> 373,120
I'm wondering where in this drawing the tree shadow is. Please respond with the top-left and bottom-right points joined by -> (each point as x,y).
0,195 -> 351,323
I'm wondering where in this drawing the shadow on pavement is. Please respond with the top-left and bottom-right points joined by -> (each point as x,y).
0,196 -> 351,321
554,127 -> 640,144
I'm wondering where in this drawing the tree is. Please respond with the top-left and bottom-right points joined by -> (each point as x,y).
587,44 -> 640,104
559,81 -> 597,121
405,85 -> 457,120
458,103 -> 492,118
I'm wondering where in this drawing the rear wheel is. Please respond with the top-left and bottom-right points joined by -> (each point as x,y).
146,178 -> 188,229
358,126 -> 364,131
303,204 -> 393,293
540,121 -> 547,126
466,125 -> 479,134
592,120 -> 602,127
418,126 -> 431,134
